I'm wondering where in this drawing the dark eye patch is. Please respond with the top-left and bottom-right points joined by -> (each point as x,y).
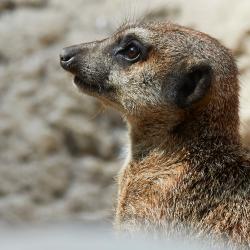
112,33 -> 151,66
118,34 -> 139,47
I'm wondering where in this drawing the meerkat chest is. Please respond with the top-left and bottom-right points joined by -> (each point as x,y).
116,157 -> 187,227
116,155 -> 250,240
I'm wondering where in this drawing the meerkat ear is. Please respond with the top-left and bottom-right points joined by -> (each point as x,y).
165,62 -> 212,108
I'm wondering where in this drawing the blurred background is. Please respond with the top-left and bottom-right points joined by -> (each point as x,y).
0,0 -> 249,249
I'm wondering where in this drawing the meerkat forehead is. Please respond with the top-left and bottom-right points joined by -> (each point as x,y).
114,22 -> 179,41
113,22 -> 211,58
118,27 -> 152,41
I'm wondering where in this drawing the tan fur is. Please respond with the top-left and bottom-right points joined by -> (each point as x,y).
60,21 -> 250,248
115,23 -> 250,248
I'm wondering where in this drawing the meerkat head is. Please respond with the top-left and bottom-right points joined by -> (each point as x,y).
60,22 -> 239,140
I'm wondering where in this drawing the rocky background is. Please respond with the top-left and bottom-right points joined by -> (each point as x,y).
0,0 -> 249,225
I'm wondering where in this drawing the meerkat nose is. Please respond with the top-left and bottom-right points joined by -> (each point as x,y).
60,45 -> 83,73
60,47 -> 75,70
60,48 -> 73,62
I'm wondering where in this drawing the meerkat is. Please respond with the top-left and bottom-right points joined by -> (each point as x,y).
60,21 -> 250,247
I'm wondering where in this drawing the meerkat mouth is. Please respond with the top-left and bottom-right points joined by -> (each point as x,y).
74,75 -> 114,95
74,75 -> 99,92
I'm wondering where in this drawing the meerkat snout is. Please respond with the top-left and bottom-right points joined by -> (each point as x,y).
60,41 -> 113,99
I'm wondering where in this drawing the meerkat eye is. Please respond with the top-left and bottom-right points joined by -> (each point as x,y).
122,43 -> 141,61
116,40 -> 142,63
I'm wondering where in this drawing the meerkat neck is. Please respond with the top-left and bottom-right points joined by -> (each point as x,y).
128,107 -> 241,162
128,119 -> 185,161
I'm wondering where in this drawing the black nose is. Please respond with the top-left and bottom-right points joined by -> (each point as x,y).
60,49 -> 73,62
60,46 -> 80,72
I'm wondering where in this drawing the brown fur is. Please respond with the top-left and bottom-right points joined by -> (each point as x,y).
60,21 -> 250,248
